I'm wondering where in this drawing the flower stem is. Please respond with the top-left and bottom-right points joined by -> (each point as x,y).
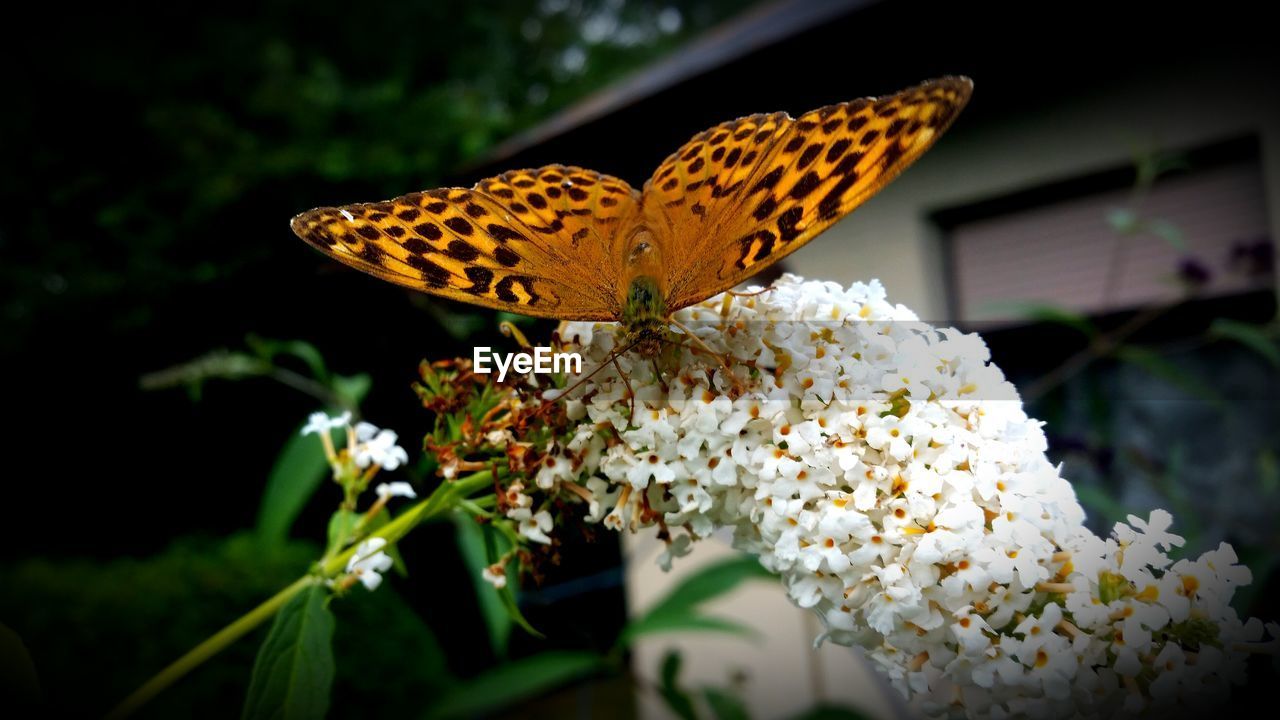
105,575 -> 316,720
106,470 -> 495,718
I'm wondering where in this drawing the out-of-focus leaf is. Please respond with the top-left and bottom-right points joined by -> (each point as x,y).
330,372 -> 372,410
499,582 -> 544,639
658,651 -> 697,720
425,651 -> 603,719
1259,449 -> 1279,495
496,311 -> 536,326
1147,218 -> 1186,251
1209,319 -> 1280,368
1106,207 -> 1139,234
619,555 -> 771,646
138,350 -> 271,393
257,426 -> 334,543
642,555 -> 773,619
620,615 -> 757,645
1074,485 -> 1126,526
704,687 -> 750,720
242,584 -> 335,720
247,337 -> 330,382
1015,304 -> 1098,337
331,587 -> 452,709
326,509 -> 360,554
1114,345 -> 1226,409
0,622 -> 40,707
418,299 -> 487,340
452,512 -> 513,655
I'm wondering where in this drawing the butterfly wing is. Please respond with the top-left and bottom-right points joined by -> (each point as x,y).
642,77 -> 972,311
291,165 -> 639,321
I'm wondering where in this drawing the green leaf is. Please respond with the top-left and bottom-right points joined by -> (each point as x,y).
658,652 -> 698,720
330,373 -> 372,410
0,622 -> 41,707
1016,304 -> 1098,337
452,512 -> 513,656
641,555 -> 774,620
1073,485 -> 1127,526
1210,319 -> 1280,368
704,687 -> 750,720
618,555 -> 772,647
242,584 -> 336,720
326,509 -> 360,555
1114,345 -> 1226,409
425,651 -> 603,719
1147,218 -> 1186,251
495,311 -> 536,326
1259,449 -> 1279,495
1106,207 -> 1139,234
418,300 -> 487,340
620,615 -> 758,646
499,584 -> 545,639
257,427 -> 334,543
247,337 -> 330,382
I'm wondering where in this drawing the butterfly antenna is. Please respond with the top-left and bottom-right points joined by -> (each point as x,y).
531,337 -> 641,421
726,284 -> 775,298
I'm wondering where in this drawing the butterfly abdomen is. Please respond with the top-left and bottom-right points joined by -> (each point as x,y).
622,275 -> 668,356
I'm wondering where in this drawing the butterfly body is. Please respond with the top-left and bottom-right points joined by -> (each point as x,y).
620,273 -> 669,356
292,77 -> 973,353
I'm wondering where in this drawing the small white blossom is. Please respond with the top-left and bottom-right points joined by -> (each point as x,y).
301,410 -> 351,436
375,481 -> 416,500
482,562 -> 508,589
353,425 -> 409,470
345,537 -> 394,591
511,508 -> 553,545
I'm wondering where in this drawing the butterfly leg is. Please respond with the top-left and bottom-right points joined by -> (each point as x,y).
611,352 -> 638,426
666,316 -> 748,397
650,357 -> 669,394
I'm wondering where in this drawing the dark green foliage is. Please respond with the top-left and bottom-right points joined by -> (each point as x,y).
0,533 -> 448,717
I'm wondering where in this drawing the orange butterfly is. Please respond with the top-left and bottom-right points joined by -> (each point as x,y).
292,77 -> 971,355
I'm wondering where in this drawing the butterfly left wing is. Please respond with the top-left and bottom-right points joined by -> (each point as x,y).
642,77 -> 972,311
291,166 -> 640,321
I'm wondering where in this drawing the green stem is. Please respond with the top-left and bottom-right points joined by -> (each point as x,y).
106,470 -> 496,718
105,575 -> 316,720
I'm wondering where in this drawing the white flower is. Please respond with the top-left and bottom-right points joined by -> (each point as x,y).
301,410 -> 351,436
345,537 -> 394,591
375,481 -> 416,500
353,425 -> 409,470
512,508 -> 553,545
657,534 -> 693,571
503,481 -> 534,513
482,562 -> 508,589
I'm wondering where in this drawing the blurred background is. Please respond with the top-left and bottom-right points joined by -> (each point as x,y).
2,0 -> 1278,717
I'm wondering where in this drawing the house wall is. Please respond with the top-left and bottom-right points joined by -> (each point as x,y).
625,57 -> 1280,719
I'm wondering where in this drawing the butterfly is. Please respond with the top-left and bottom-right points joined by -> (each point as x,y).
292,77 -> 972,356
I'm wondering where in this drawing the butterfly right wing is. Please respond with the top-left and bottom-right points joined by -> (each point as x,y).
643,77 -> 972,311
291,165 -> 640,321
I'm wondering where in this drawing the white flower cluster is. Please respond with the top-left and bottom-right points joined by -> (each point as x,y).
529,275 -> 1273,718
